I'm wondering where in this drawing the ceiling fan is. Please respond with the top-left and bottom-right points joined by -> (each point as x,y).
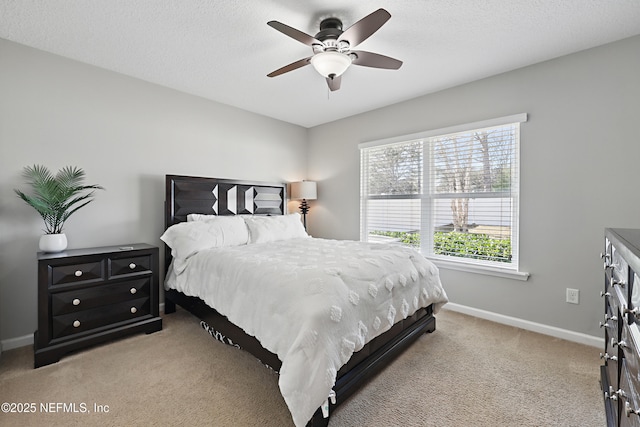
267,8 -> 403,91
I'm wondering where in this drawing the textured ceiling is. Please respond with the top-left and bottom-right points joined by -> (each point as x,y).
2,1 -> 640,128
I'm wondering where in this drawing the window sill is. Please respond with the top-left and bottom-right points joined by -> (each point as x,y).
428,258 -> 530,281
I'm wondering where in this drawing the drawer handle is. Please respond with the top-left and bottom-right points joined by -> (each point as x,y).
72,298 -> 81,306
129,263 -> 136,270
599,321 -> 610,329
130,287 -> 137,295
606,386 -> 622,401
612,279 -> 626,288
600,352 -> 618,362
73,320 -> 81,328
600,291 -> 611,298
626,401 -> 640,417
130,307 -> 137,314
625,307 -> 640,316
74,270 -> 83,277
612,339 -> 628,349
605,314 -> 618,322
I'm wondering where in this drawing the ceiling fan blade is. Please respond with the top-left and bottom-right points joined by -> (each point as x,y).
338,8 -> 391,47
267,21 -> 322,46
267,57 -> 312,77
326,75 -> 342,91
351,51 -> 403,70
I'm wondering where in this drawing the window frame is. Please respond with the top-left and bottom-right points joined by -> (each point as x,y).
359,114 -> 529,280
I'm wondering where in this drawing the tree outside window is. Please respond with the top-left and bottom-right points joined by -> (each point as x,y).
361,119 -> 521,269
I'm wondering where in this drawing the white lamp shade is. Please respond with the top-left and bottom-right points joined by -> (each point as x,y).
290,181 -> 317,200
310,52 -> 352,78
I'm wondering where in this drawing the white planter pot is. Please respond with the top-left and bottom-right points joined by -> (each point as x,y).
39,234 -> 68,253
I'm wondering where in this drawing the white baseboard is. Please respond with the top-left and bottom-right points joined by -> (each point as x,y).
442,302 -> 603,348
1,333 -> 33,351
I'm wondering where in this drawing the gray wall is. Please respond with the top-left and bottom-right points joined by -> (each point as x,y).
2,34 -> 639,347
306,35 -> 640,338
0,39 -> 307,344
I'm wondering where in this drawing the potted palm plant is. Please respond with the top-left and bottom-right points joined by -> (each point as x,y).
14,165 -> 104,252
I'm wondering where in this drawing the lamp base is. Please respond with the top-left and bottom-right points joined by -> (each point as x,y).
299,199 -> 310,229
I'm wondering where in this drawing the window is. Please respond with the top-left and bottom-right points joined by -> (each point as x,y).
360,114 -> 527,277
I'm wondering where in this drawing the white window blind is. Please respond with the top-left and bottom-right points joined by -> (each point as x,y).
360,114 -> 525,271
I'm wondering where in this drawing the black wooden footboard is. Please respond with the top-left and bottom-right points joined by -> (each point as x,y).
165,288 -> 436,426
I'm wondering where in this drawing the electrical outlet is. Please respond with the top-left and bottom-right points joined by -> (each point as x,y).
566,288 -> 580,304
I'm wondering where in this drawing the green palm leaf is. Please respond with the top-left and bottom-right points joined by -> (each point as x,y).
14,165 -> 104,234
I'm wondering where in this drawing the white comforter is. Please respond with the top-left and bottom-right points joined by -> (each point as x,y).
165,237 -> 448,426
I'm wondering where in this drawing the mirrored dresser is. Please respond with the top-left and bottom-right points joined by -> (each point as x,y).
601,228 -> 640,426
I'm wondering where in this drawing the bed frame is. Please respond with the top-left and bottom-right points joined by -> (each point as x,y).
163,174 -> 437,427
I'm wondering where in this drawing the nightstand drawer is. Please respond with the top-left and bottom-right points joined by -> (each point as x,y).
109,255 -> 152,277
52,297 -> 150,339
51,278 -> 151,316
51,261 -> 104,286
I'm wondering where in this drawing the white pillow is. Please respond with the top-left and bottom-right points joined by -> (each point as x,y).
160,216 -> 249,259
187,213 -> 217,222
244,213 -> 309,244
187,213 -> 253,221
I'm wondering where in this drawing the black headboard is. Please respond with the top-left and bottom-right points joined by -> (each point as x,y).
165,174 -> 286,227
164,175 -> 286,269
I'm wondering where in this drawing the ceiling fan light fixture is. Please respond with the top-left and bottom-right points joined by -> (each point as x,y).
310,51 -> 352,78
267,9 -> 400,90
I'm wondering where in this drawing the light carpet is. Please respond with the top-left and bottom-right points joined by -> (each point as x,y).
0,308 -> 604,426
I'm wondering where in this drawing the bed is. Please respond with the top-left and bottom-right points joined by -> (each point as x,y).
162,174 -> 448,427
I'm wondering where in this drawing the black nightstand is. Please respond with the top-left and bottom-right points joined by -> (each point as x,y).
34,243 -> 162,368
